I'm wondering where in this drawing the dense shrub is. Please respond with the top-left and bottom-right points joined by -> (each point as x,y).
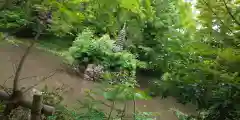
66,29 -> 137,78
0,8 -> 28,30
146,1 -> 240,119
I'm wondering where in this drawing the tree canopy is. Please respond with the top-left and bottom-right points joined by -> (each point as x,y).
0,0 -> 239,120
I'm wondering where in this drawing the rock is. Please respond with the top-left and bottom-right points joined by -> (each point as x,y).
84,64 -> 104,81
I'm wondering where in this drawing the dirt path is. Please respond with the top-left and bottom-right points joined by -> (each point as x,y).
0,42 -> 196,120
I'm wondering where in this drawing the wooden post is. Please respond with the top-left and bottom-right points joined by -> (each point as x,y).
31,92 -> 43,120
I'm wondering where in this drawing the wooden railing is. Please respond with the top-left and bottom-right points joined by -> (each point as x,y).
0,90 -> 54,120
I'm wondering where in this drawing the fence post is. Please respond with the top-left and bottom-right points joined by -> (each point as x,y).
31,92 -> 43,120
0,90 -> 55,115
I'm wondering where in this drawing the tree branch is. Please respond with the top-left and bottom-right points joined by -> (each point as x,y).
19,76 -> 37,81
133,97 -> 136,120
13,19 -> 42,92
120,102 -> 126,120
222,0 -> 240,26
107,101 -> 115,120
200,0 -> 236,35
23,71 -> 57,93
3,75 -> 13,87
13,42 -> 35,92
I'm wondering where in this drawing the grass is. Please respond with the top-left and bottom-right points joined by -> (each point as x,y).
38,36 -> 72,51
1,33 -> 73,57
36,36 -> 73,56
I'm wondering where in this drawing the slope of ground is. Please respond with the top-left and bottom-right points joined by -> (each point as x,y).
0,41 -> 196,120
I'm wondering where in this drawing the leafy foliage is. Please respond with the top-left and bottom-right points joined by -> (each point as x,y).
1,0 -> 240,120
0,8 -> 28,29
149,0 -> 240,119
44,84 -> 153,120
103,84 -> 150,101
0,0 -> 86,37
66,29 -> 137,81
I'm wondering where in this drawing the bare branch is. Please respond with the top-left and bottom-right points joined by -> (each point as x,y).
78,99 -> 123,112
23,70 -> 57,93
12,62 -> 16,73
107,101 -> 115,120
120,102 -> 127,120
3,75 -> 13,87
133,97 -> 136,120
0,85 -> 11,95
19,76 -> 38,81
100,101 -> 123,112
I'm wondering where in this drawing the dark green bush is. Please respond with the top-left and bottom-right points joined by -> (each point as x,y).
0,8 -> 28,30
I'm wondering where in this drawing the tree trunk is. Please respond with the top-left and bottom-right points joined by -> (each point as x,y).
3,90 -> 23,119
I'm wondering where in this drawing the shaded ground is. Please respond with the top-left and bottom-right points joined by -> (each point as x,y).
0,41 -> 196,120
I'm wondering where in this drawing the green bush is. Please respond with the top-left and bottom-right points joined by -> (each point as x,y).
0,8 -> 28,29
67,29 -> 137,74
